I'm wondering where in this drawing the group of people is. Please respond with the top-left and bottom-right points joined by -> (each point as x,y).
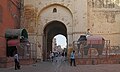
49,50 -> 76,66
49,51 -> 67,62
13,50 -> 76,71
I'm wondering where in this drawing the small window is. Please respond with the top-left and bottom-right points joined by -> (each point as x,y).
53,8 -> 57,13
0,5 -> 2,23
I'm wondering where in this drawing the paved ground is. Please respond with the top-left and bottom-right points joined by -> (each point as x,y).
0,56 -> 120,72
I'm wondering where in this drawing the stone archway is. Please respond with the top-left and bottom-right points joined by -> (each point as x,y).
43,20 -> 67,60
36,4 -> 73,60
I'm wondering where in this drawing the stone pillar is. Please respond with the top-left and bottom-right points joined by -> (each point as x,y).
42,34 -> 48,61
68,33 -> 73,48
36,35 -> 43,61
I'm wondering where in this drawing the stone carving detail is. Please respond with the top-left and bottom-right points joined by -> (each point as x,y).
93,0 -> 104,8
105,12 -> 116,23
91,0 -> 120,8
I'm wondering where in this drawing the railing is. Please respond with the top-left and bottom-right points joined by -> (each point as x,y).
18,42 -> 37,60
72,40 -> 110,59
72,40 -> 120,64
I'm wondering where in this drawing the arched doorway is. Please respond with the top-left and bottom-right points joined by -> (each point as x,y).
43,20 -> 67,60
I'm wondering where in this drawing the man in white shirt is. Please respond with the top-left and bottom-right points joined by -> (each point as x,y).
14,50 -> 20,70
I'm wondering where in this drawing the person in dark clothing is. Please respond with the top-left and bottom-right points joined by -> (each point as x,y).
14,50 -> 20,70
62,52 -> 64,57
70,50 -> 76,66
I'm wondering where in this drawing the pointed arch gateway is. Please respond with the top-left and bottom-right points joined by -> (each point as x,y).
43,20 -> 67,60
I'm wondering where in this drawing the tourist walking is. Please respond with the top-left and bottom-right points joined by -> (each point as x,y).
50,51 -> 54,62
14,50 -> 20,70
70,50 -> 76,66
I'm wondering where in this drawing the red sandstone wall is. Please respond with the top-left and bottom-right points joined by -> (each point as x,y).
0,0 -> 20,57
0,0 -> 20,67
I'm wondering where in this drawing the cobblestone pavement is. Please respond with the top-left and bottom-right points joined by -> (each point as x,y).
0,57 -> 120,72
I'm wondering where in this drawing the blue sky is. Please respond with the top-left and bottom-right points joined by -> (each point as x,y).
54,34 -> 67,49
